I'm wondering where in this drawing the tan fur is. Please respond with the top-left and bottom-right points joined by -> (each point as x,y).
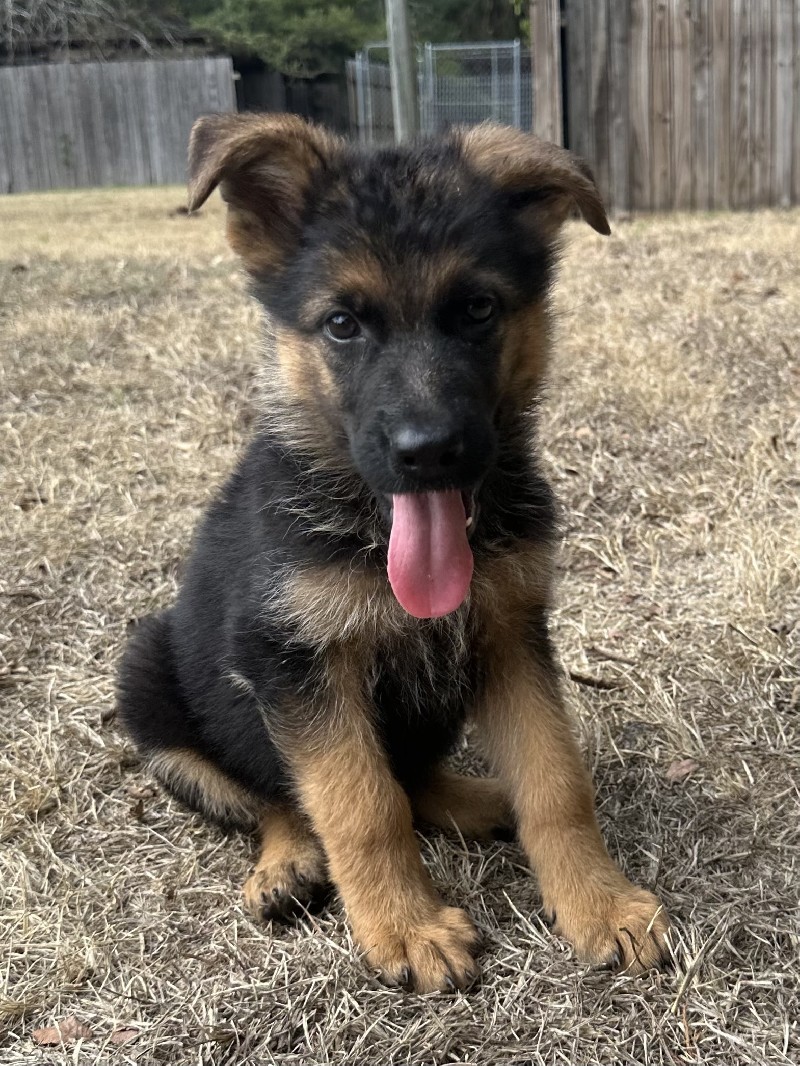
296,248 -> 396,322
242,806 -> 328,919
276,564 -> 422,646
499,300 -> 553,406
460,123 -> 611,238
471,540 -> 555,634
271,539 -> 553,652
149,748 -> 264,828
284,649 -> 480,992
411,769 -> 513,840
187,113 -> 343,274
473,636 -> 670,974
272,323 -> 338,412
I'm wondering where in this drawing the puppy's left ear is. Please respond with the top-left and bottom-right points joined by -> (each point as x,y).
460,124 -> 610,238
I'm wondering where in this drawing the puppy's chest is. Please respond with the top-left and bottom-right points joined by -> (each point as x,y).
370,614 -> 475,719
368,616 -> 476,781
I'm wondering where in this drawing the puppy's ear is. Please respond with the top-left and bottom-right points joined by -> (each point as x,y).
460,124 -> 610,238
188,113 -> 343,274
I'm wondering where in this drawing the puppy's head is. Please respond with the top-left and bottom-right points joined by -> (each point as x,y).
189,115 -> 608,618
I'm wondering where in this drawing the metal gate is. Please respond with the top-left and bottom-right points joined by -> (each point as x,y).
347,40 -> 533,145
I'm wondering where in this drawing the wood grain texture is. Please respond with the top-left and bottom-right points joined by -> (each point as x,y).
773,0 -> 794,206
530,0 -> 564,144
749,0 -> 771,207
710,0 -> 732,209
672,0 -> 694,209
562,0 -> 799,213
691,0 -> 712,209
731,0 -> 753,208
587,0 -> 612,204
0,58 -> 236,194
566,0 -> 590,163
608,0 -> 632,211
629,0 -> 653,209
651,0 -> 673,210
794,0 -> 800,202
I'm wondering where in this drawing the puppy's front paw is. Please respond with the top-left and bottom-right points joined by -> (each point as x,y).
358,905 -> 481,993
549,883 -> 670,975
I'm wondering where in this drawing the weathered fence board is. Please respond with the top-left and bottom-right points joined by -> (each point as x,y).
538,0 -> 800,211
650,0 -> 673,210
587,0 -> 611,206
530,0 -> 563,144
751,2 -> 769,207
0,57 -> 236,193
672,1 -> 693,209
774,0 -> 794,206
607,0 -> 631,210
691,0 -> 712,210
794,0 -> 800,202
731,0 -> 751,208
629,0 -> 652,210
710,0 -> 732,209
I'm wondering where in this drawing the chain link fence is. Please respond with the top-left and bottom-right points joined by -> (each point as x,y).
347,41 -> 532,145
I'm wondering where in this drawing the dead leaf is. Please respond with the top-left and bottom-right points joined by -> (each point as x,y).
110,1028 -> 140,1046
665,758 -> 699,783
127,783 -> 157,800
32,1015 -> 92,1046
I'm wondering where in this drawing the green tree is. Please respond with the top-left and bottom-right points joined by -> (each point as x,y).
173,0 -> 525,78
179,0 -> 384,77
410,0 -> 525,44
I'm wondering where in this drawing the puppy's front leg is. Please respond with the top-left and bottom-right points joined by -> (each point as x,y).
280,654 -> 479,993
475,619 -> 670,974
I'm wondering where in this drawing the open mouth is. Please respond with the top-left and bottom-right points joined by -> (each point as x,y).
385,489 -> 478,535
384,488 -> 479,620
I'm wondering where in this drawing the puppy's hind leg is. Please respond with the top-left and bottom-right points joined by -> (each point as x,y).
411,768 -> 515,841
243,806 -> 329,922
118,612 -> 267,830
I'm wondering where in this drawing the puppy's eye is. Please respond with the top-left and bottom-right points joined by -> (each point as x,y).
464,295 -> 496,325
324,311 -> 360,342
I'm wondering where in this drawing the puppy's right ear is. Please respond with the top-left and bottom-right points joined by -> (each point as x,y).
188,113 -> 342,275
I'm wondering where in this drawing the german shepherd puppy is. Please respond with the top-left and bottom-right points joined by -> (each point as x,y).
118,114 -> 670,992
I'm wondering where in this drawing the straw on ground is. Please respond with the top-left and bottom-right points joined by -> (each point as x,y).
1,189 -> 798,1065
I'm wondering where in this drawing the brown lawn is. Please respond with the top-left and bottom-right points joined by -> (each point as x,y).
1,187 -> 798,1064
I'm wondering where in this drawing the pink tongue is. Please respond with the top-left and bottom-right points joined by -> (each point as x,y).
387,491 -> 474,619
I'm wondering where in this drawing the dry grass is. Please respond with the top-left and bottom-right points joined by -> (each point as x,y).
1,185 -> 798,1066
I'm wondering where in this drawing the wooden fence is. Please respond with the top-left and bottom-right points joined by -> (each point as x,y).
530,0 -> 800,211
0,57 -> 236,193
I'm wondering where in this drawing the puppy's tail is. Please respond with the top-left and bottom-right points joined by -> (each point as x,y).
116,612 -> 191,754
116,612 -> 263,829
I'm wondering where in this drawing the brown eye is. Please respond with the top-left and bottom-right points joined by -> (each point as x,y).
324,311 -> 360,342
464,295 -> 496,325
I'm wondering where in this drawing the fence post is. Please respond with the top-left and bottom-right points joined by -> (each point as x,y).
354,52 -> 367,144
364,52 -> 375,145
422,42 -> 435,135
512,38 -> 522,129
386,0 -> 418,141
491,44 -> 500,121
529,0 -> 564,144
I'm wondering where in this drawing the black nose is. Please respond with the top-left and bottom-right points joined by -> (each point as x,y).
390,422 -> 465,479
